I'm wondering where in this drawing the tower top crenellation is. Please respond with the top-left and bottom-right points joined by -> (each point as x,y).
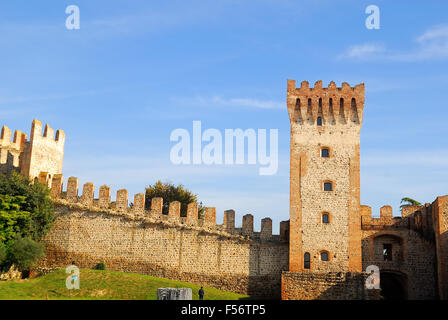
287,79 -> 365,127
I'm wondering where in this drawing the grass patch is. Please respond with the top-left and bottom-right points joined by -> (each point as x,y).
0,268 -> 249,300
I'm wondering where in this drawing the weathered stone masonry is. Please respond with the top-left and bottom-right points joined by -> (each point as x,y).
38,178 -> 289,298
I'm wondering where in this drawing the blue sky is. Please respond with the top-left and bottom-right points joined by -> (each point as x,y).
1,0 -> 447,233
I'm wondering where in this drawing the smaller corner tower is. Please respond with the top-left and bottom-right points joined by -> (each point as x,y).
20,119 -> 65,181
0,119 -> 65,182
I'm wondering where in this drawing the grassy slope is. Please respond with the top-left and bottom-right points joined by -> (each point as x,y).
0,268 -> 249,300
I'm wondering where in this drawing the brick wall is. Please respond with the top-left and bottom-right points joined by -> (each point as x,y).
432,196 -> 448,299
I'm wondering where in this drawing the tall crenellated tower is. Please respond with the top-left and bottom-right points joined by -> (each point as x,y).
286,79 -> 365,273
0,119 -> 65,182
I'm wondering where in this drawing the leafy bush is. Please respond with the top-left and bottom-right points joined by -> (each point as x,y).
95,262 -> 106,270
0,245 -> 6,265
145,180 -> 204,217
0,172 -> 55,242
0,195 -> 30,244
0,172 -> 54,271
8,237 -> 45,271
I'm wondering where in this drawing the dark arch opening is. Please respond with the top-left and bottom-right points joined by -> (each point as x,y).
380,271 -> 407,300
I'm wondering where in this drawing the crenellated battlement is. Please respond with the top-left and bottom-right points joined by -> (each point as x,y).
0,126 -> 27,152
0,119 -> 65,179
360,205 -> 404,229
48,175 -> 289,242
360,204 -> 430,231
286,79 -> 365,126
0,126 -> 27,173
30,120 -> 65,145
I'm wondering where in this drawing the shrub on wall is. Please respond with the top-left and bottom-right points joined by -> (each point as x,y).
145,180 -> 204,217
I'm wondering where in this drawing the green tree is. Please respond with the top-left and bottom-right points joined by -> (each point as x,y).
0,172 -> 55,241
8,237 -> 45,271
400,197 -> 422,208
0,172 -> 54,271
0,244 -> 6,265
0,195 -> 30,244
145,180 -> 204,217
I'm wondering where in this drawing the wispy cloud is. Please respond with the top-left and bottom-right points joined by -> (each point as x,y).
339,24 -> 448,62
173,96 -> 283,110
416,24 -> 448,42
341,43 -> 386,59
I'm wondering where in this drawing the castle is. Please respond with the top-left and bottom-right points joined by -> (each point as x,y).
1,80 -> 447,300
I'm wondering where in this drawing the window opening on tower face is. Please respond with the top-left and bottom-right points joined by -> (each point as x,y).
321,251 -> 329,261
317,117 -> 323,126
383,244 -> 392,261
324,182 -> 333,191
322,213 -> 329,224
321,148 -> 329,158
304,253 -> 311,269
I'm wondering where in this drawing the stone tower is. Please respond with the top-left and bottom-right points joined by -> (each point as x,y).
0,119 -> 65,182
286,79 -> 365,273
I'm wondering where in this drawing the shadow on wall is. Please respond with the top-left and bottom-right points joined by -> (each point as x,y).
281,271 -> 380,300
0,153 -> 17,175
247,241 -> 289,299
316,273 -> 379,300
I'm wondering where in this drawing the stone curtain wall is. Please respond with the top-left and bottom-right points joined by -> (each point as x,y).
38,179 -> 289,298
281,272 -> 379,300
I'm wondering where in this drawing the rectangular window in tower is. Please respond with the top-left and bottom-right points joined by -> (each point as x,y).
323,182 -> 333,191
383,244 -> 392,261
321,148 -> 330,158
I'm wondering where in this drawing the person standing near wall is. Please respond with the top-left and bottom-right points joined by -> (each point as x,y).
198,287 -> 204,300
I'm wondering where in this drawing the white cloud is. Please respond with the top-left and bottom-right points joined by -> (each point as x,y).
340,24 -> 448,62
174,96 -> 283,110
340,43 -> 385,59
416,24 -> 448,43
